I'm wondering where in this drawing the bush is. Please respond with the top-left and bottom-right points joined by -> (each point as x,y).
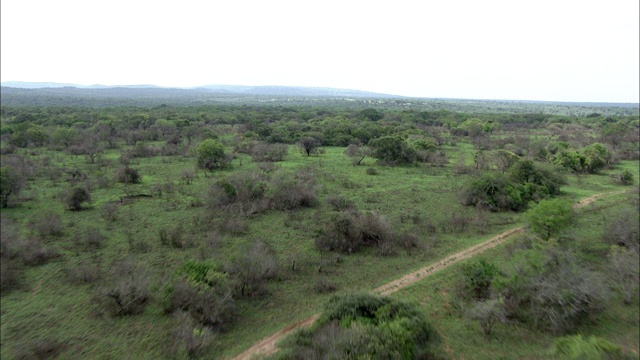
62,186 -> 92,211
95,259 -> 151,317
195,139 -> 231,173
460,173 -> 525,212
21,238 -> 58,266
316,211 -> 395,254
612,169 -> 635,185
603,207 -> 639,253
494,243 -> 611,333
525,198 -> 574,240
31,212 -> 64,238
1,165 -> 25,208
116,166 -> 141,184
251,142 -> 288,162
460,258 -> 501,300
165,261 -> 235,329
326,195 -> 355,211
278,293 -> 440,359
171,311 -> 215,358
225,241 -> 279,297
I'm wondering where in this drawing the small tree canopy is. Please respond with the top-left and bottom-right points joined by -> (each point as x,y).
525,198 -> 574,240
196,139 -> 230,172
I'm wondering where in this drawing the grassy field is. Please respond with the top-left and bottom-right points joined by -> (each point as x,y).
1,134 -> 638,359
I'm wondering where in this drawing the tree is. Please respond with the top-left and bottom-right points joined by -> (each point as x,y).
369,135 -> 416,165
195,139 -> 230,173
358,108 -> 384,121
297,137 -> 320,156
0,166 -> 24,208
525,198 -> 574,240
62,187 -> 92,211
345,143 -> 370,166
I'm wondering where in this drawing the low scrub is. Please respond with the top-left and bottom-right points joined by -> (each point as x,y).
315,211 -> 397,255
277,293 -> 441,359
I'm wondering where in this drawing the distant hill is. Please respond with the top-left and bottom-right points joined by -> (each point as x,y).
1,82 -> 397,98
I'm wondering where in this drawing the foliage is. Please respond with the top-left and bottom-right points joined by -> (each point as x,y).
297,136 -> 320,156
465,298 -> 506,336
459,173 -> 525,212
525,198 -> 574,240
460,258 -> 501,300
195,139 -> 230,172
115,166 -> 141,184
62,186 -> 92,211
278,293 -> 440,359
607,246 -> 640,305
494,242 -> 611,333
369,135 -> 417,165
0,165 -> 24,207
315,211 -> 396,255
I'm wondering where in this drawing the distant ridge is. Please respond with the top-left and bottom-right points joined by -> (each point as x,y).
1,81 -> 398,98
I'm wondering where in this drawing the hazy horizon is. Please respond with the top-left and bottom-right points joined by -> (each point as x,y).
2,0 -> 638,103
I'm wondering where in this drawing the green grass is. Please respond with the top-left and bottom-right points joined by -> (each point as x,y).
1,143 -> 638,359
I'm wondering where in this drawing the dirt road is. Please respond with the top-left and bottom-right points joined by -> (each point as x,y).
230,190 -> 626,360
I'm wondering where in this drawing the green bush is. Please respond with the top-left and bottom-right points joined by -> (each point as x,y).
278,293 -> 440,359
525,198 -> 574,240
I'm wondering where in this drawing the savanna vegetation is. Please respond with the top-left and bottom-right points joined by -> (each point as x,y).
0,93 -> 638,359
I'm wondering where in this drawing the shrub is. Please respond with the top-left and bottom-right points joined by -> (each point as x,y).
267,170 -> 318,210
465,298 -> 506,336
0,165 -> 25,208
251,142 -> 288,162
316,211 -> 395,254
195,139 -> 231,173
366,167 -> 378,175
225,241 -> 279,297
165,262 -> 235,329
95,259 -> 151,317
369,135 -> 417,165
279,293 -> 440,359
460,258 -> 501,300
603,207 -> 639,253
525,198 -> 574,240
460,173 -> 525,212
31,212 -> 64,238
612,169 -> 635,185
83,227 -> 107,251
116,166 -> 141,184
171,311 -> 215,358
326,194 -> 355,211
62,186 -> 92,211
21,238 -> 58,266
494,243 -> 611,333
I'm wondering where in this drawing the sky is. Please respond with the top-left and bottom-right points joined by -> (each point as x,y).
1,0 -> 639,102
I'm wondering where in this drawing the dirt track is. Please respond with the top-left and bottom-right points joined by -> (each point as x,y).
230,190 -> 626,360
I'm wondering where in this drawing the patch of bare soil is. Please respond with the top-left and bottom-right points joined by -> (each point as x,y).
230,190 -> 628,360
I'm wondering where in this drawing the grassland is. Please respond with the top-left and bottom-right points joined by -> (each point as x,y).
1,103 -> 638,359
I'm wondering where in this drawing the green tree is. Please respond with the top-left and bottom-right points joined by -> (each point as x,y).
195,139 -> 230,173
62,187 -> 92,211
0,166 -> 24,208
525,198 -> 574,240
369,135 -> 416,165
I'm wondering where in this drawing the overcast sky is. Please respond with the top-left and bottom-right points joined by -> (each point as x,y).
1,0 -> 638,102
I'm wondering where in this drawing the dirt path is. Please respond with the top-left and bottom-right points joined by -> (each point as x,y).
230,190 -> 627,360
